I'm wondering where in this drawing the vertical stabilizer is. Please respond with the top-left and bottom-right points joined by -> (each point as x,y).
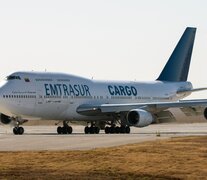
157,27 -> 196,82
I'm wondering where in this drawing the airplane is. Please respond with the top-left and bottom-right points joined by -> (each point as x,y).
0,27 -> 207,135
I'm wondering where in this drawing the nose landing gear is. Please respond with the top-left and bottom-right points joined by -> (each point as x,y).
12,119 -> 25,135
13,126 -> 24,135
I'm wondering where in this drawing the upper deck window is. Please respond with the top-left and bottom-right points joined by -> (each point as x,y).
6,76 -> 21,81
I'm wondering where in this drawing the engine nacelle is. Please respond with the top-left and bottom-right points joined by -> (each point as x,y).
0,114 -> 11,124
204,108 -> 207,120
127,109 -> 153,127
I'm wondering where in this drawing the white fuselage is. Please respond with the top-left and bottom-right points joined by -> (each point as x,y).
0,72 -> 193,121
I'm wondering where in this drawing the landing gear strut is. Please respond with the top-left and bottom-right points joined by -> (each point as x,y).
57,121 -> 73,134
84,122 -> 100,134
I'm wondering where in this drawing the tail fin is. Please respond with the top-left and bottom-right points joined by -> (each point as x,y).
157,27 -> 196,82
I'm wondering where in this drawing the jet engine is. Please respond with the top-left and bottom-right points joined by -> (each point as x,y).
0,114 -> 11,124
127,109 -> 153,127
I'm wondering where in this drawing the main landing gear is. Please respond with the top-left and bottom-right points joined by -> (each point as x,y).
57,121 -> 73,134
105,125 -> 130,134
84,122 -> 100,134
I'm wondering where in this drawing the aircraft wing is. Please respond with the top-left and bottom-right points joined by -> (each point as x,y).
76,99 -> 207,116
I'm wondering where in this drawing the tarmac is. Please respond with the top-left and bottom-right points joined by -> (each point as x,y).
0,123 -> 207,151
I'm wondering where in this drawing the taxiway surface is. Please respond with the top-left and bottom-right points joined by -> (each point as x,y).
0,123 -> 206,151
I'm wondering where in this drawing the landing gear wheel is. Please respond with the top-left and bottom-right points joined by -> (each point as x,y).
84,126 -> 90,134
115,126 -> 120,134
104,126 -> 130,134
105,126 -> 110,134
57,122 -> 73,135
13,127 -> 18,135
120,126 -> 126,134
84,126 -> 100,134
18,127 -> 24,135
110,127 -> 115,134
57,126 -> 62,134
13,127 -> 24,135
90,127 -> 95,134
62,127 -> 68,134
125,126 -> 130,134
67,126 -> 72,134
95,127 -> 100,134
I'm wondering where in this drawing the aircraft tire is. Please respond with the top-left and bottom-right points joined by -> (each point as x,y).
120,126 -> 126,134
90,127 -> 95,134
110,127 -> 115,134
105,126 -> 110,134
18,127 -> 24,135
95,127 -> 100,134
125,126 -> 130,134
115,127 -> 120,134
62,127 -> 67,134
13,127 -> 18,135
13,127 -> 24,135
57,126 -> 62,134
67,126 -> 72,134
84,126 -> 89,134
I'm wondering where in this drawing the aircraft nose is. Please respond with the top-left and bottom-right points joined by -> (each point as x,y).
0,89 -> 4,111
0,86 -> 4,102
0,85 -> 3,100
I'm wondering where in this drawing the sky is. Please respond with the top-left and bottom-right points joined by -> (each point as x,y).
0,0 -> 207,99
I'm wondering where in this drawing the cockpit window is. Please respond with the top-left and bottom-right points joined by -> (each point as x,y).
24,78 -> 30,82
6,76 -> 21,80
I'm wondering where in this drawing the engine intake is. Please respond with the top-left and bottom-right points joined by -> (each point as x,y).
127,109 -> 153,127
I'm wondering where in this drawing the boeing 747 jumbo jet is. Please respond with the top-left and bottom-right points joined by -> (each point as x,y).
0,27 -> 207,135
